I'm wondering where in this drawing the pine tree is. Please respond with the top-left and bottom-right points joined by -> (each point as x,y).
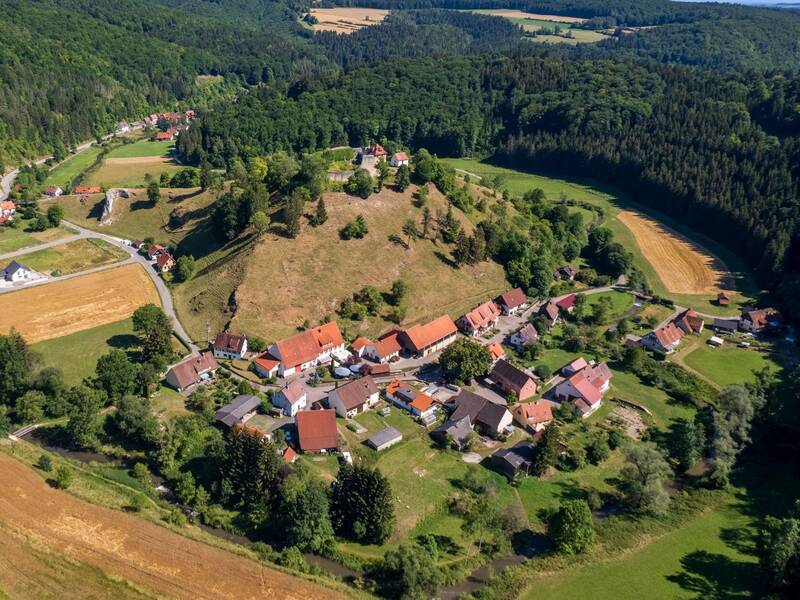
312,197 -> 328,226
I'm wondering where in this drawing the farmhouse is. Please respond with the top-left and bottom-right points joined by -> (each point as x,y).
509,323 -> 538,351
556,294 -> 577,313
355,331 -> 402,363
672,308 -> 704,335
398,315 -> 458,357
253,353 -> 280,378
156,253 -> 175,273
296,409 -> 339,453
512,400 -> 554,433
449,390 -> 512,437
553,361 -> 612,417
364,143 -> 387,158
328,376 -> 380,418
156,131 -> 174,142
717,292 -> 730,306
486,441 -> 536,481
0,200 -> 15,223
390,152 -> 409,167
266,321 -> 346,377
213,332 -> 248,360
487,341 -> 506,365
45,186 -> 62,197
496,288 -> 528,316
641,322 -> 685,354
164,352 -> 219,391
712,318 -> 739,334
554,265 -> 577,281
147,244 -> 167,259
457,300 -> 501,336
215,394 -> 261,428
740,308 -> 782,333
385,379 -> 437,419
3,261 -> 33,283
490,359 -> 537,402
273,379 -> 308,417
540,300 -> 560,325
366,426 -> 403,451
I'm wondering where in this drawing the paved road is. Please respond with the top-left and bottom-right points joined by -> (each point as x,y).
0,218 -> 199,353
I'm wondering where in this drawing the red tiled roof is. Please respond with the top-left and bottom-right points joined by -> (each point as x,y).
283,447 -> 297,463
498,288 -> 527,310
275,322 -> 344,368
567,371 -> 602,406
542,300 -> 559,321
167,352 -> 219,389
487,341 -> 505,362
461,300 -> 501,330
280,379 -> 307,405
652,322 -> 685,348
556,294 -> 576,310
393,151 -> 409,161
352,337 -> 372,351
156,253 -> 174,268
296,409 -> 339,452
372,333 -> 401,359
743,308 -> 781,330
0,201 -> 16,212
253,354 -> 280,374
513,401 -> 553,426
400,315 -> 457,352
214,331 -> 246,354
74,186 -> 101,194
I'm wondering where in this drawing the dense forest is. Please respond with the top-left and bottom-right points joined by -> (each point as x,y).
178,54 -> 800,321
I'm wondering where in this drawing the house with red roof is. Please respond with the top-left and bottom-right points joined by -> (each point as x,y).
490,359 -> 538,402
512,400 -> 554,433
328,376 -> 379,418
553,361 -> 612,417
496,288 -> 528,316
296,409 -> 339,453
212,332 -> 248,360
164,352 -> 219,391
253,353 -> 280,378
353,331 -> 402,364
457,300 -> 501,336
554,265 -> 577,281
641,322 -> 685,354
717,292 -> 730,306
365,143 -> 387,157
385,380 -> 437,419
487,341 -> 506,365
739,308 -> 782,333
390,152 -> 409,167
266,321 -> 346,377
273,379 -> 308,417
156,252 -> 175,272
45,186 -> 62,197
540,300 -> 561,325
556,294 -> 577,313
398,315 -> 458,358
0,200 -> 15,224
672,308 -> 704,335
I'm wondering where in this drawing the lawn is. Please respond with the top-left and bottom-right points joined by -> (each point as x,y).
0,220 -> 74,254
31,318 -> 137,385
682,333 -> 781,388
44,145 -> 104,187
441,159 -> 758,316
150,386 -> 190,421
609,369 -> 695,429
85,156 -> 181,189
107,139 -> 174,159
583,291 -> 634,321
526,499 -> 759,599
535,348 -> 578,374
21,238 -> 128,275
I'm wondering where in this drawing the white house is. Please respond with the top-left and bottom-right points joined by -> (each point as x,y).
390,152 -> 409,167
266,321 -> 346,377
272,379 -> 308,417
212,332 -> 248,360
509,323 -> 538,351
3,261 -> 33,283
553,362 -> 612,418
385,379 -> 437,419
328,376 -> 380,418
45,186 -> 63,197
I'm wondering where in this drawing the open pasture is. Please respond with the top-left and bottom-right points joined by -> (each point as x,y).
0,264 -> 159,343
107,139 -> 174,159
617,210 -> 733,296
44,145 -> 104,187
85,155 -> 181,189
308,7 -> 389,33
471,9 -> 586,24
21,238 -> 128,276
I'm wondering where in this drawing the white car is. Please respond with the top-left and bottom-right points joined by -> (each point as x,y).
341,451 -> 353,465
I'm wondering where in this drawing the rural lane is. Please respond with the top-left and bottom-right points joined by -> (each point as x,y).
0,219 -> 199,354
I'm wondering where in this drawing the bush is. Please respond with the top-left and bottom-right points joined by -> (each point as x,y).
130,492 -> 148,512
547,499 -> 595,554
55,466 -> 73,489
340,214 -> 368,239
36,454 -> 53,472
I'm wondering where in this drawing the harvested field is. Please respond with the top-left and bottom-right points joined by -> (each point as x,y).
226,184 -> 509,342
476,10 -> 586,23
0,452 -> 344,600
309,7 -> 389,33
85,155 -> 181,188
0,264 -> 159,343
617,210 -> 734,295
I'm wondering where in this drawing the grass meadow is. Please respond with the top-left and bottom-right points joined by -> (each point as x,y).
44,145 -> 104,187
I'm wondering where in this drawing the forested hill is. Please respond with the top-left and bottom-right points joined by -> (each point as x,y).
177,55 -> 800,316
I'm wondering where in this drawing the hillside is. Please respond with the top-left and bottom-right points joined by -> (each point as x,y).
175,183 -> 509,342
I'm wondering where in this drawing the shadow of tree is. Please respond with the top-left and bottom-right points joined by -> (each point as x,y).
434,250 -> 457,268
667,550 -> 757,600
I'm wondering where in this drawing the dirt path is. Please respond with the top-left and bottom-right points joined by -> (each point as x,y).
0,453 -> 346,600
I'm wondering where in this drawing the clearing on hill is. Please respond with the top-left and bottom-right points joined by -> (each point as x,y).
308,7 -> 389,33
0,264 -> 160,343
0,452 -> 345,600
85,155 -> 181,189
219,184 -> 508,342
617,210 -> 735,295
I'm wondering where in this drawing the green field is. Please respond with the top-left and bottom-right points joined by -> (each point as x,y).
21,238 -> 128,275
584,291 -> 634,321
441,159 -> 758,315
528,498 -> 758,599
44,145 -> 104,187
682,333 -> 781,388
108,139 -> 174,159
0,220 -> 75,254
610,369 -> 694,428
31,318 -> 137,385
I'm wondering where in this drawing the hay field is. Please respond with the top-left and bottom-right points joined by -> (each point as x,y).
226,184 -> 509,341
0,452 -> 345,600
0,264 -> 159,343
85,155 -> 181,188
475,10 -> 586,24
618,210 -> 734,295
309,7 -> 389,33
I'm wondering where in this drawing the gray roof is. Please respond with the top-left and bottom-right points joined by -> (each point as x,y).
713,318 -> 739,331
450,390 -> 510,432
490,441 -> 535,473
433,416 -> 473,448
215,394 -> 262,427
366,426 -> 402,449
4,260 -> 29,275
